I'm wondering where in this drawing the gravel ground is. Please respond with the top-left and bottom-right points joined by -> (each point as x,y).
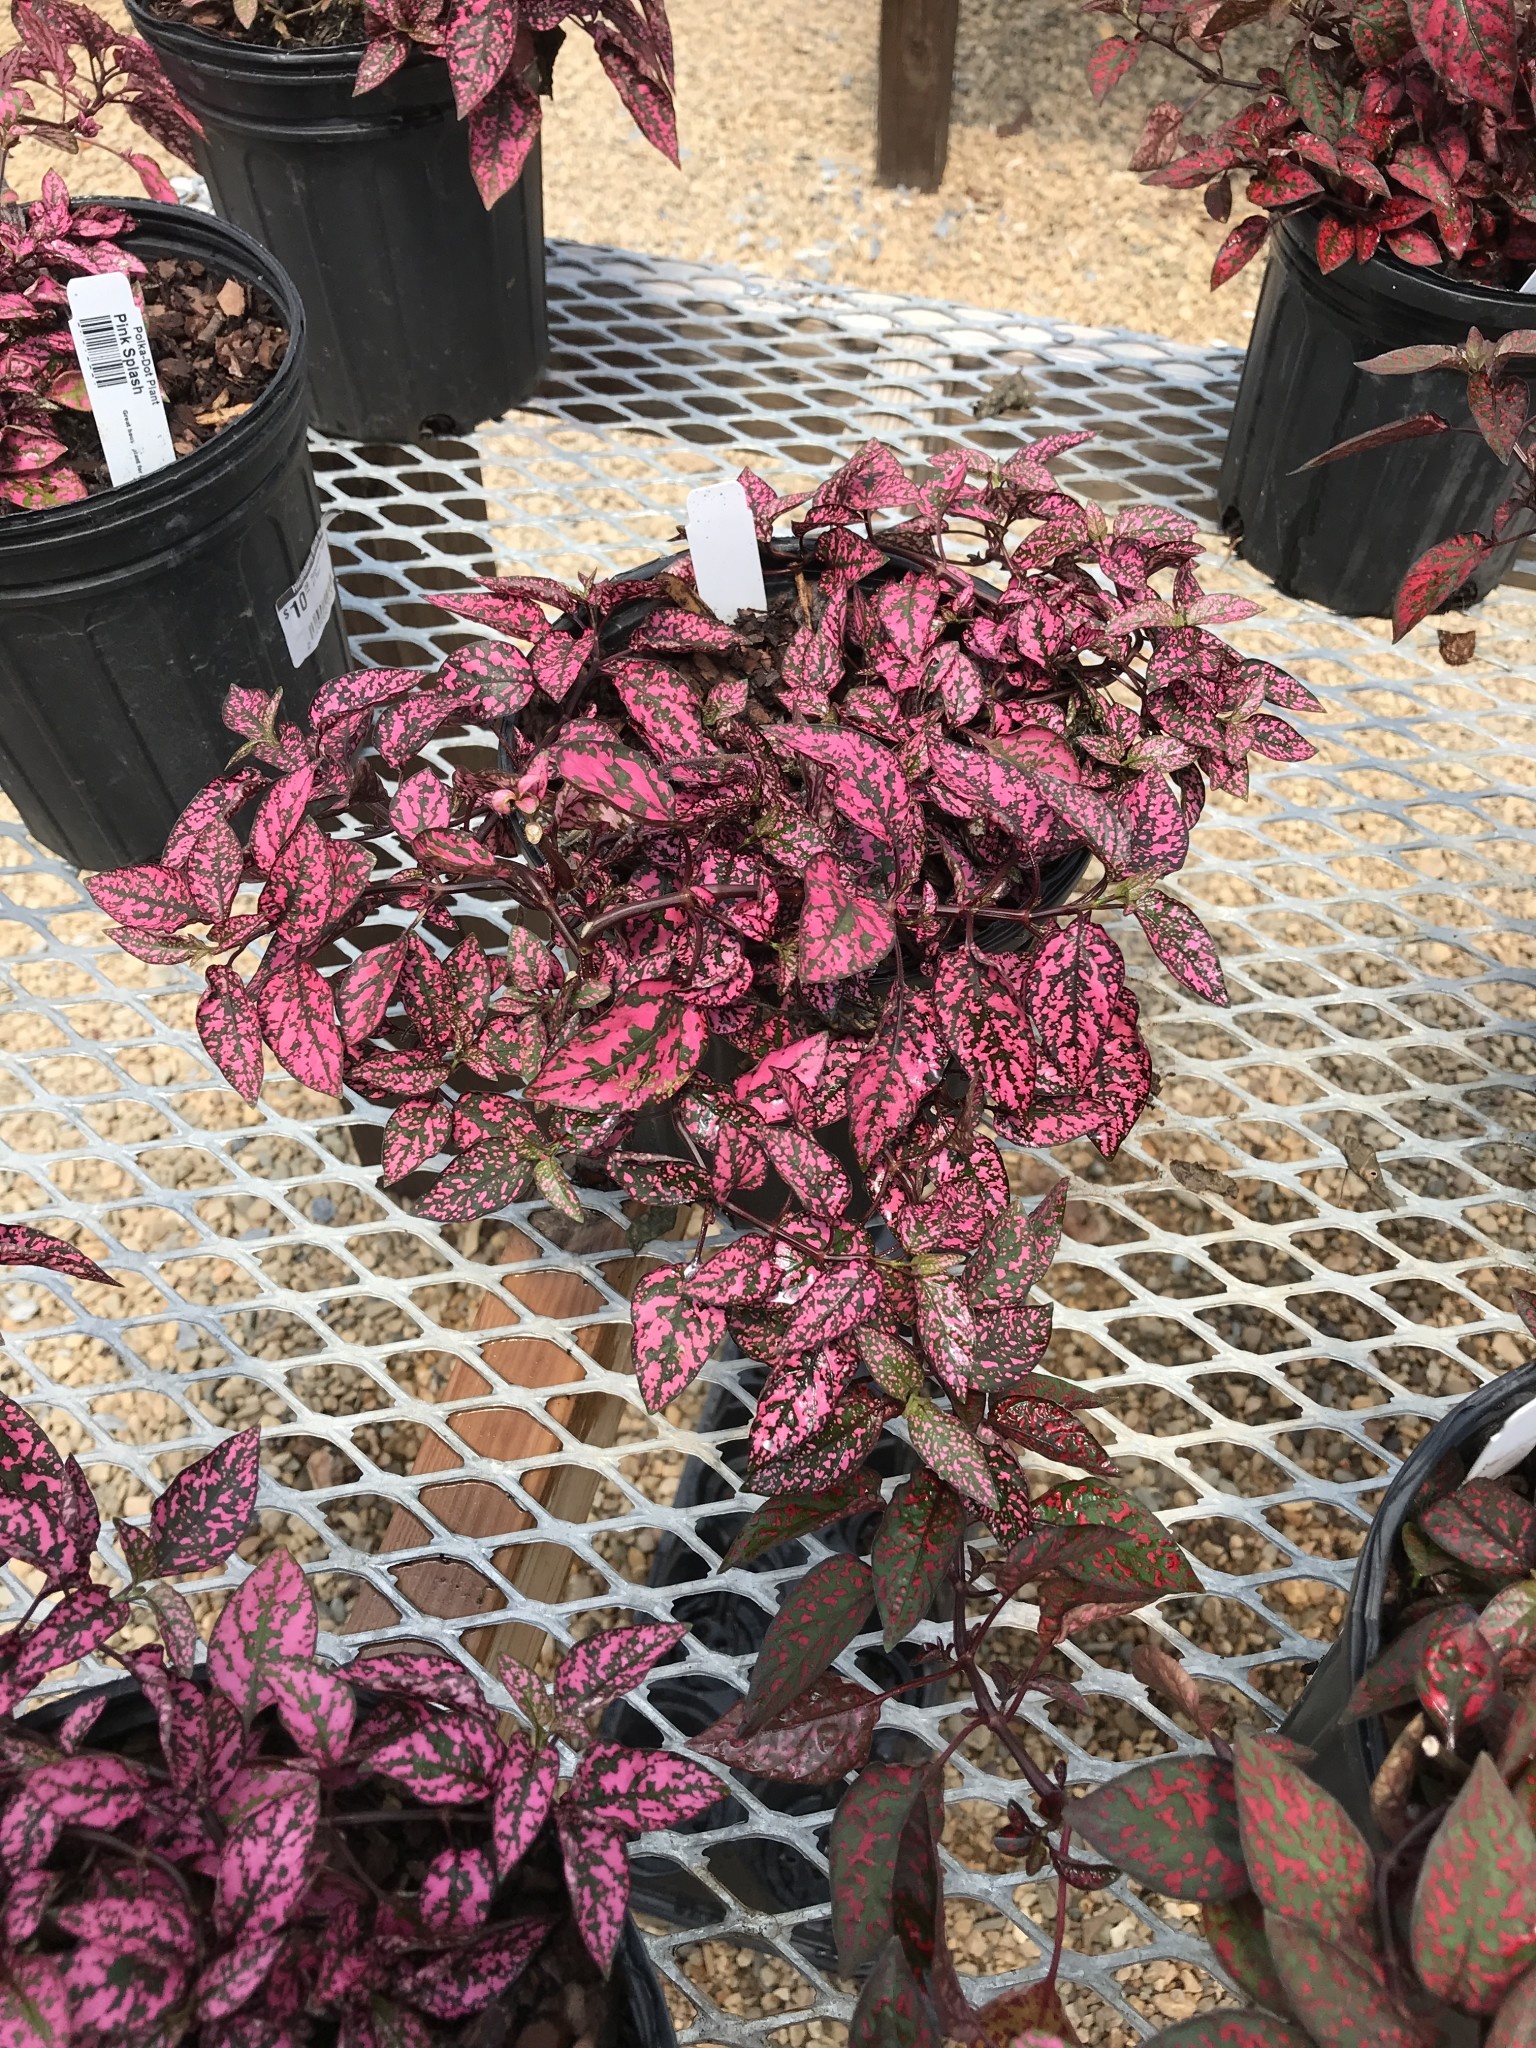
5,0 -> 1267,346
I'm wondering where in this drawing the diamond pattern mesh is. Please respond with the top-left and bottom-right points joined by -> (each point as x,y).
0,238 -> 1532,2045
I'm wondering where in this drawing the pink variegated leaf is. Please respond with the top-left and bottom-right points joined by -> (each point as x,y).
466,69 -> 542,208
269,1659 -> 356,1767
256,959 -> 345,1096
214,1772 -> 319,1941
685,1236 -> 790,1307
0,1955 -> 68,2047
567,1743 -> 722,1831
390,765 -> 451,838
530,622 -> 596,703
12,1583 -> 125,1695
556,1619 -> 687,1713
207,1549 -> 318,1723
904,1399 -> 997,1509
542,733 -> 674,820
626,608 -> 739,653
631,1266 -> 724,1410
163,767 -> 269,865
442,0 -> 520,116
593,30 -> 679,163
86,862 -> 194,936
747,1386 -> 892,1498
847,994 -> 946,1170
185,815 -> 244,925
769,727 -> 909,849
420,1845 -> 494,1933
927,641 -> 984,724
3,1869 -> 54,1945
441,638 -> 534,717
347,1643 -> 499,1720
799,853 -> 895,984
415,1139 -> 532,1223
1023,920 -> 1124,1089
149,1426 -> 259,1575
1,1755 -> 148,1871
196,1935 -> 284,2024
197,966 -> 265,1103
933,946 -> 1035,1119
1119,771 -> 1190,877
310,666 -> 422,730
807,440 -> 910,523
492,1730 -> 560,1878
0,1227 -> 114,1290
529,984 -> 705,1112
381,1096 -> 453,1180
966,1179 -> 1068,1307
364,1702 -> 501,1802
395,1916 -> 557,2022
606,655 -> 710,758
60,1938 -> 188,2039
556,1808 -> 631,1971
1134,889 -> 1228,1004
249,766 -> 316,871
139,1581 -> 199,1679
354,28 -> 411,91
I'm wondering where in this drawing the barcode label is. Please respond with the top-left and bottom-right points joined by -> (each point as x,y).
75,314 -> 130,389
66,273 -> 176,488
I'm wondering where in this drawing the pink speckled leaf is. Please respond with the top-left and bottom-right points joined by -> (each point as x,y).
150,1425 -> 259,1575
1024,921 -> 1124,1089
466,68 -> 542,208
557,1807 -> 632,1969
748,1386 -> 891,1497
1419,1616 -> 1500,1747
87,862 -> 193,936
256,959 -> 344,1096
249,765 -> 316,871
1134,890 -> 1228,1004
905,1400 -> 997,1509
721,1469 -> 883,1571
365,1703 -> 501,1802
966,1179 -> 1068,1307
1,1754 -> 148,1872
382,1096 -> 453,1180
59,1940 -> 187,2039
11,1584 -> 125,1697
847,994 -> 946,1170
593,31 -> 679,162
1120,771 -> 1190,877
0,1227 -> 113,1290
442,638 -> 535,717
606,655 -> 710,758
208,1549 -> 318,1723
442,0 -> 519,116
686,1236 -> 787,1307
530,985 -> 705,1112
347,1644 -> 498,1719
531,623 -> 595,703
163,767 -> 268,866
270,1659 -> 356,1767
0,1954 -> 68,2048
799,854 -> 895,983
808,440 -> 910,523
542,733 -> 675,821
140,1581 -> 199,1678
415,1138 -> 532,1223
390,765 -> 451,838
195,1934 -> 284,2023
741,1555 -> 874,1734
769,727 -> 909,849
420,1845 -> 495,1933
395,1915 -> 556,2022
197,966 -> 266,1103
631,1266 -> 724,1410
567,1743 -> 722,1831
626,608 -> 739,653
492,1730 -> 560,1877
933,946 -> 1035,1118
185,815 -> 244,924
557,1619 -> 687,1713
215,1772 -> 319,1941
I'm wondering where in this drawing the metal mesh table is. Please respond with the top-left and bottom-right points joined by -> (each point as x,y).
1,238 -> 1533,2046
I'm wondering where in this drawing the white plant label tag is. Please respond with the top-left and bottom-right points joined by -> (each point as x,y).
66,272 -> 177,489
1468,1394 -> 1536,1480
1522,270 -> 1536,295
685,480 -> 767,622
276,523 -> 337,669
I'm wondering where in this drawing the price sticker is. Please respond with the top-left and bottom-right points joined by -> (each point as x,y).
66,272 -> 177,489
276,523 -> 337,669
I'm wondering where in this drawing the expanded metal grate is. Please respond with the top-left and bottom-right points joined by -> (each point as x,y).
1,237 -> 1533,2045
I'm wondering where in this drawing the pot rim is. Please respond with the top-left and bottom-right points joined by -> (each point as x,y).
125,0 -> 383,71
1278,207 -> 1536,321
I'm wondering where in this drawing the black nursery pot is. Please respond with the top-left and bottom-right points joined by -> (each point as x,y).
1219,214 -> 1536,618
1282,1358 -> 1536,1835
128,2 -> 548,441
0,199 -> 346,873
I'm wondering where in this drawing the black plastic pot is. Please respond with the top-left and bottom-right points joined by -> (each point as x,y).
0,199 -> 347,873
128,2 -> 547,441
24,1674 -> 675,2045
1219,215 -> 1536,617
1283,1359 -> 1536,1836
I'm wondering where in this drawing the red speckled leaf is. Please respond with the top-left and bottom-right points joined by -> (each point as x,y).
872,1469 -> 965,1649
828,1762 -> 938,1971
214,1772 -> 319,1941
556,1808 -> 630,1972
1487,1962 -> 1536,2047
1024,922 -> 1124,1089
1233,1732 -> 1372,1941
1419,1616 -> 1500,1745
694,1674 -> 881,1784
904,1400 -> 997,1509
1469,368 -> 1529,464
1423,1478 -> 1536,1578
1394,532 -> 1493,641
848,994 -> 946,1170
87,861 -> 194,936
741,1555 -> 874,1735
994,1392 -> 1116,1474
545,731 -> 672,818
631,1266 -> 724,1410
1343,1600 -> 1478,1720
799,854 -> 895,983
256,959 -> 344,1096
1088,31 -> 1139,97
1134,890 -> 1228,1005
381,1096 -> 453,1181
466,68 -> 541,208
1202,1893 -> 1294,2018
1410,1752 -> 1536,2013
606,655 -> 710,759
1211,213 -> 1269,288
556,1619 -> 686,1713
529,984 -> 705,1111
748,1386 -> 891,1496
566,1743 -> 722,1831
492,1731 -> 559,1878
1405,0 -> 1515,107
720,1469 -> 883,1570
1267,1917 -> 1433,2047
1064,1754 -> 1247,1901
197,965 -> 265,1103
149,1426 -> 258,1575
966,1179 -> 1068,1308
0,1227 -> 112,1290
848,1938 -> 940,2048
207,1549 -> 318,1723
934,945 -> 1036,1118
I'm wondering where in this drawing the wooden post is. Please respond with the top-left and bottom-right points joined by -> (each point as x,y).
876,0 -> 959,194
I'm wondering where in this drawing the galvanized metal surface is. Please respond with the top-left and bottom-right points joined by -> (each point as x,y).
1,238 -> 1533,2043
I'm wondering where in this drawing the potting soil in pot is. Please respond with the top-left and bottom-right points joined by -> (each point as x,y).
149,0 -> 364,45
39,258 -> 289,501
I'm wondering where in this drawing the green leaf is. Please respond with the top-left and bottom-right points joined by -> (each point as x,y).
1266,1916 -> 1432,2048
872,1469 -> 965,1651
1202,1893 -> 1293,2017
741,1555 -> 873,1736
829,1763 -> 938,1971
1233,1733 -> 1373,1945
720,1469 -> 883,1571
1410,1753 -> 1536,2014
847,1939 -> 940,2048
1064,1754 -> 1247,1901
1487,1963 -> 1536,2048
